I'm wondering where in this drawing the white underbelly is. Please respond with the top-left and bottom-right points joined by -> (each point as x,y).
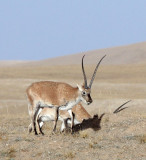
59,100 -> 81,111
39,115 -> 63,122
40,115 -> 54,122
59,105 -> 72,110
67,118 -> 80,125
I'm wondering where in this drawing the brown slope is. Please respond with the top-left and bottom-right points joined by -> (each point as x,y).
38,41 -> 146,66
0,60 -> 31,67
0,41 -> 146,67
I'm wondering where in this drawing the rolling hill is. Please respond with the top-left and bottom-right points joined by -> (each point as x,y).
36,41 -> 146,66
0,41 -> 146,67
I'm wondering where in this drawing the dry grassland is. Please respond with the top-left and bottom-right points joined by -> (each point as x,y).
0,63 -> 146,160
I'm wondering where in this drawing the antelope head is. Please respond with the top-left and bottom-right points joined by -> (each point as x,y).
77,55 -> 106,105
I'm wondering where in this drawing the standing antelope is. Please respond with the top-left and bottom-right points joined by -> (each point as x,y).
26,55 -> 106,135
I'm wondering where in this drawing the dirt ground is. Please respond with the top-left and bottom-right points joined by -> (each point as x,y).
0,64 -> 146,160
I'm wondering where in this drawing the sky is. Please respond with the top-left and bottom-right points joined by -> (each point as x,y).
0,1 -> 146,60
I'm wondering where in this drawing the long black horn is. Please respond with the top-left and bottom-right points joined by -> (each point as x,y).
113,100 -> 131,114
89,55 -> 106,88
82,55 -> 88,88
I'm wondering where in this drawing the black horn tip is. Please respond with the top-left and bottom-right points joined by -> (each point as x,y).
82,55 -> 85,59
125,100 -> 132,104
102,55 -> 106,59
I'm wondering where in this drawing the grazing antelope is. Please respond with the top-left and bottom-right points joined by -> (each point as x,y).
28,100 -> 131,134
26,55 -> 106,135
28,103 -> 91,134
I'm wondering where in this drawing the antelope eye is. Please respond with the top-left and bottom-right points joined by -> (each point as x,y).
82,91 -> 86,95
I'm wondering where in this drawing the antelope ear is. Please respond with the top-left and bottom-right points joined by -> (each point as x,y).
77,84 -> 83,91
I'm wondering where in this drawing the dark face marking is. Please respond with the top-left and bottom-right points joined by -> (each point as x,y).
81,89 -> 93,105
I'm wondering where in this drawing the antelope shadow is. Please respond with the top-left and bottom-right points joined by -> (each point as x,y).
72,100 -> 131,133
72,113 -> 105,132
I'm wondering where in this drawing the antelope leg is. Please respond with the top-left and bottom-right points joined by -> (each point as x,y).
53,107 -> 59,133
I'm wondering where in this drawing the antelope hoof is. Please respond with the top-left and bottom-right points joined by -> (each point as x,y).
35,132 -> 38,135
41,132 -> 44,136
52,131 -> 56,135
53,128 -> 56,133
71,127 -> 75,134
39,132 -> 44,136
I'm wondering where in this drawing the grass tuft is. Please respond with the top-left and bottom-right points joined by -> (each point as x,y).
64,152 -> 75,159
89,143 -> 94,148
0,136 -> 2,141
139,134 -> 146,144
1,146 -> 17,159
79,131 -> 89,138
